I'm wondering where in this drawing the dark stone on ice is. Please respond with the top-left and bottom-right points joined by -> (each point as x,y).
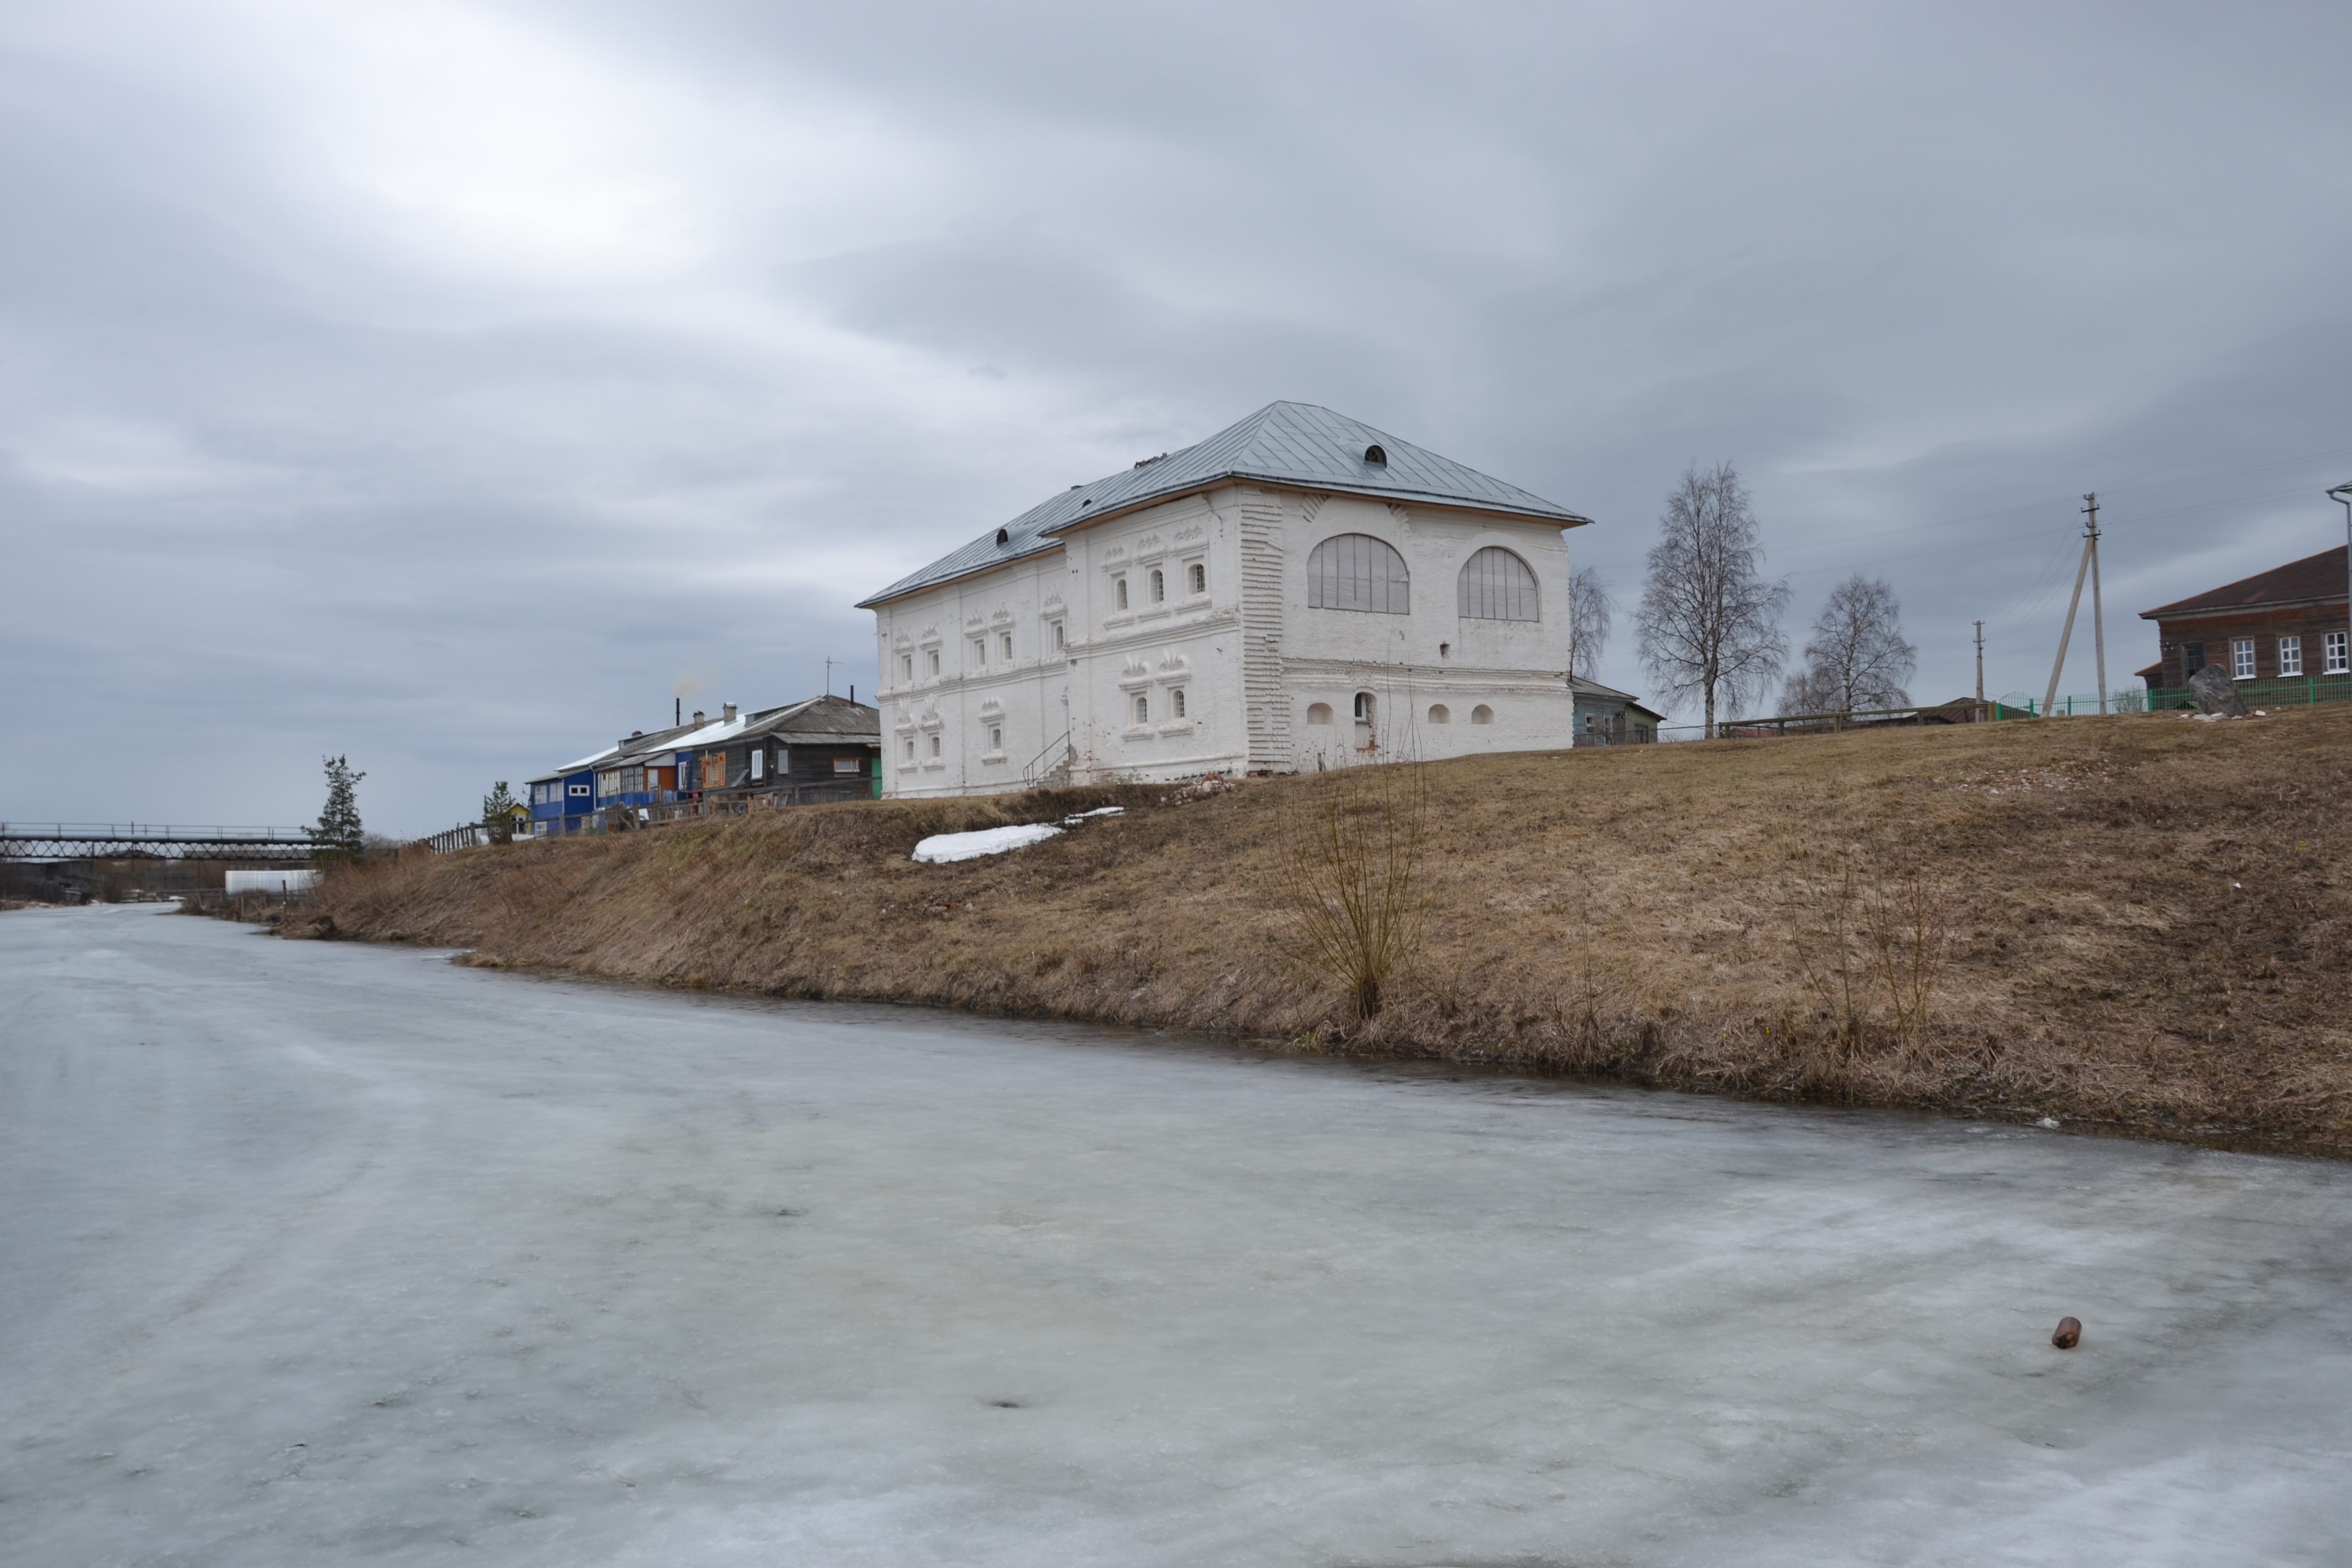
2052,1316 -> 2082,1350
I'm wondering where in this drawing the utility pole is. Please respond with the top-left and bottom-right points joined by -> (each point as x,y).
2042,493 -> 2106,717
825,656 -> 835,696
2086,494 -> 2108,715
1973,620 -> 1985,708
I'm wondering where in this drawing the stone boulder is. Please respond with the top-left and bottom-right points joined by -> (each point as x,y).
2188,663 -> 2248,717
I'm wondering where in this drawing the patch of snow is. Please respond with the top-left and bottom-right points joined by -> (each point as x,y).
224,869 -> 320,894
912,823 -> 1064,863
1062,806 -> 1124,824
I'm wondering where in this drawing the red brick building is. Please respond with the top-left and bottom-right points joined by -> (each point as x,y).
2136,545 -> 2350,691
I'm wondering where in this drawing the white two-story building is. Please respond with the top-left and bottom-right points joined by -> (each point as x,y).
857,402 -> 1595,797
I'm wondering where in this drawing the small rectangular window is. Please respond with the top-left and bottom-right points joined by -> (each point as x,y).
973,639 -> 987,666
2279,635 -> 2302,676
750,750 -> 764,781
834,757 -> 861,775
570,783 -> 590,797
901,655 -> 913,681
2328,631 -> 2349,674
2232,638 -> 2256,679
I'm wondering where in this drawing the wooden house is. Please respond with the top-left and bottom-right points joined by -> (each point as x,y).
2137,545 -> 2350,693
1568,676 -> 1664,746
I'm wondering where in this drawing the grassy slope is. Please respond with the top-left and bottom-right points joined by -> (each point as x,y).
306,707 -> 2352,1149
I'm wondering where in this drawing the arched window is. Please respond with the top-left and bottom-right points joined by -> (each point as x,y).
1187,562 -> 1206,595
1306,702 -> 1334,725
1307,534 -> 1409,614
1471,704 -> 1494,725
1134,694 -> 1149,724
1150,569 -> 1165,603
1172,689 -> 1187,719
1353,692 -> 1374,721
1115,578 -> 1129,610
1427,703 -> 1451,724
1457,547 -> 1539,621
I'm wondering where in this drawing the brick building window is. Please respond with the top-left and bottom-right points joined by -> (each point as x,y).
2328,631 -> 2349,675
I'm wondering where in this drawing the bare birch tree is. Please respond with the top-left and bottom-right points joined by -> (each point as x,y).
1635,463 -> 1789,738
1567,565 -> 1612,680
1786,574 -> 1917,714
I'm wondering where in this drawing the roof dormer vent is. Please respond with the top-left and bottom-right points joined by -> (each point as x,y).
1363,444 -> 1387,466
996,527 -> 1010,545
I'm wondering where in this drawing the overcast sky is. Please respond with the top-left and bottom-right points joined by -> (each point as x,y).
5,1 -> 2348,832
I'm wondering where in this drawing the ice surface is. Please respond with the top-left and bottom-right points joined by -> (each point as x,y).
3,906 -> 2349,1567
909,822 -> 1063,862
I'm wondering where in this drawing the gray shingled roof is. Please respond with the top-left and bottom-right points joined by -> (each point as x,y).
858,401 -> 1589,607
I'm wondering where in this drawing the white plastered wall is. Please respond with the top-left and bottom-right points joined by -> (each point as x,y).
1278,493 -> 1579,771
872,550 -> 1070,799
1062,490 -> 1251,784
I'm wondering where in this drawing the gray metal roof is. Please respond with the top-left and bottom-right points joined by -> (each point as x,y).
859,401 -> 1590,607
1569,674 -> 1665,721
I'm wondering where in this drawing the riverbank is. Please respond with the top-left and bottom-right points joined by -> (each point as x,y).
289,706 -> 2352,1151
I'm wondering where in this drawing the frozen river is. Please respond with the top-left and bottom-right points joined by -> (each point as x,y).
3,907 -> 2348,1566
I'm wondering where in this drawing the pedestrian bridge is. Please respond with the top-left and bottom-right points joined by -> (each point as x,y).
0,823 -> 317,862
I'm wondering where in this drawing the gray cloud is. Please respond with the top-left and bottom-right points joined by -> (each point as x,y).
2,0 -> 2347,830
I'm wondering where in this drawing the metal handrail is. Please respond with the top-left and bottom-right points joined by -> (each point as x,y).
1021,731 -> 1073,788
0,822 -> 312,843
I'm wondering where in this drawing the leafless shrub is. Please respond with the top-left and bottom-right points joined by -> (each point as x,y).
1276,760 -> 1430,1022
1780,830 -> 1952,1048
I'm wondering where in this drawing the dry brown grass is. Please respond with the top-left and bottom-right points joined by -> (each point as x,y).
298,708 -> 2352,1152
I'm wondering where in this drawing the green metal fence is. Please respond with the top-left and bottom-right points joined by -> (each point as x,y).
2000,674 -> 2352,717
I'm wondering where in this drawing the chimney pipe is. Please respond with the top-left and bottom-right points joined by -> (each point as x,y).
848,684 -> 854,704
693,710 -> 705,727
723,702 -> 738,723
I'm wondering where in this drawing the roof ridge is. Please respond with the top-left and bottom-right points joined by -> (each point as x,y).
859,401 -> 1588,607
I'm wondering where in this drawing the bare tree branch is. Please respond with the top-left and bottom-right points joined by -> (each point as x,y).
1568,565 -> 1612,680
1786,574 -> 1917,713
1634,462 -> 1790,738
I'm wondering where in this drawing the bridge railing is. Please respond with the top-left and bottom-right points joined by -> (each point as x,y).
0,823 -> 317,860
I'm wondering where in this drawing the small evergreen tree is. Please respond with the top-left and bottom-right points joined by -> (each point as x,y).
482,781 -> 519,844
308,755 -> 366,861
